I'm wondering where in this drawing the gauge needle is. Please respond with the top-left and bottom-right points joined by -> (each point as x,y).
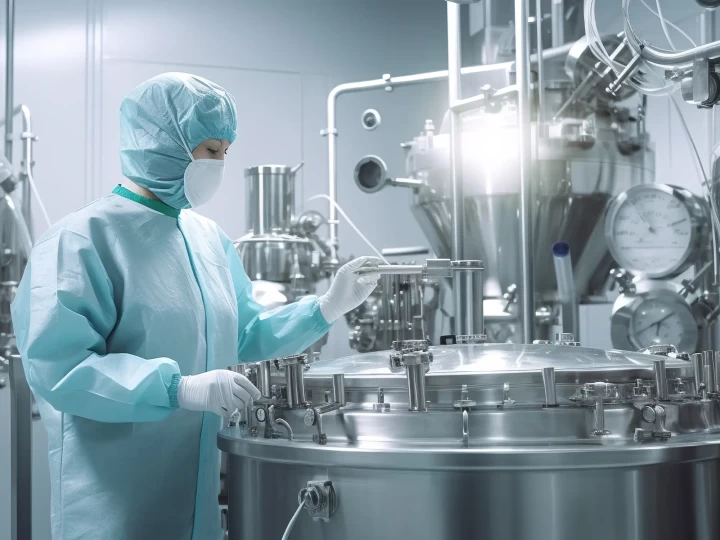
636,311 -> 676,336
629,202 -> 655,233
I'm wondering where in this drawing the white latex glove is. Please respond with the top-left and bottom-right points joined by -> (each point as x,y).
176,370 -> 261,417
319,256 -> 382,324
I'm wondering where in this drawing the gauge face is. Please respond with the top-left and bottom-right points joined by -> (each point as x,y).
607,185 -> 696,278
629,297 -> 697,352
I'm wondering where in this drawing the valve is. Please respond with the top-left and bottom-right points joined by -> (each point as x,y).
297,480 -> 337,522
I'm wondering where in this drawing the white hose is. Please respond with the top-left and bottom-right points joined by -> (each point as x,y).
308,194 -> 389,264
26,169 -> 52,230
281,495 -> 308,540
640,0 -> 696,48
3,193 -> 32,257
653,0 -> 676,50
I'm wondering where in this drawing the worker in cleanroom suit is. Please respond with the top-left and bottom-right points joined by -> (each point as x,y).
11,72 -> 381,540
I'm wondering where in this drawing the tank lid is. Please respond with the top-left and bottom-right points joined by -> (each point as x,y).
306,343 -> 691,385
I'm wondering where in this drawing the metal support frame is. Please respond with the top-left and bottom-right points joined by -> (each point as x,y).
10,355 -> 32,540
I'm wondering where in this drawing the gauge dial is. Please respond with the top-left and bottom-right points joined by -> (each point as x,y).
629,297 -> 697,352
605,184 -> 706,278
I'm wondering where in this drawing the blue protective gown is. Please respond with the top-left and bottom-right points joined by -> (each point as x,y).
11,186 -> 331,540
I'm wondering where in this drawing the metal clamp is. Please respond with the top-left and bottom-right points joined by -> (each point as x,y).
634,404 -> 671,443
298,480 -> 338,522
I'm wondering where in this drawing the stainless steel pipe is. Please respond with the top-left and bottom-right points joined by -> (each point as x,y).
552,243 -> 578,340
332,374 -> 346,407
10,355 -> 31,540
654,359 -> 668,401
451,260 -> 484,337
245,165 -> 297,235
256,361 -> 272,398
515,0 -> 535,343
5,0 -> 14,160
704,351 -> 717,394
693,353 -> 705,395
285,364 -> 306,408
542,367 -> 558,407
406,362 -> 427,412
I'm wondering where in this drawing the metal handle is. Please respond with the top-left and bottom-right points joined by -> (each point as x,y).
290,162 -> 304,175
462,409 -> 469,448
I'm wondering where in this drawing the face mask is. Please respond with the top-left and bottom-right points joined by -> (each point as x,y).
183,158 -> 224,208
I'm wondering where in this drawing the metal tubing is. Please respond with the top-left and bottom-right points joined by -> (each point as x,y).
332,374 -> 346,407
654,359 -> 669,401
552,243 -> 579,339
285,364 -> 306,408
10,355 -> 32,540
256,361 -> 272,398
406,363 -> 427,412
515,0 -> 535,343
462,409 -> 469,448
542,367 -> 558,407
627,35 -> 720,69
715,352 -> 720,396
551,0 -> 564,47
448,2 -> 464,266
451,261 -> 484,336
594,394 -> 606,434
535,0 -> 545,128
5,0 -> 14,160
693,353 -> 705,395
381,246 -> 430,257
704,351 -> 717,394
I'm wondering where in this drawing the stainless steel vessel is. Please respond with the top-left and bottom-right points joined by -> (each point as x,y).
219,340 -> 720,540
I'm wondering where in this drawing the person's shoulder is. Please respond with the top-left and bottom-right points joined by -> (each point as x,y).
34,194 -> 132,247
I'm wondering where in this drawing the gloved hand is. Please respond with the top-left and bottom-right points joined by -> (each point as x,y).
319,256 -> 382,324
177,370 -> 261,417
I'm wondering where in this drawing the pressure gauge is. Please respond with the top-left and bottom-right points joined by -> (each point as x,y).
605,184 -> 709,278
611,280 -> 700,353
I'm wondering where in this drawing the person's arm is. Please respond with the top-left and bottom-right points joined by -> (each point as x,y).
221,234 -> 331,363
11,229 -> 181,423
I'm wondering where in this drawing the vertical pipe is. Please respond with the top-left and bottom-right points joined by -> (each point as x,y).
551,0 -> 564,47
405,362 -> 427,412
5,0 -> 14,160
452,260 -> 484,336
552,243 -> 578,340
693,352 -> 705,396
332,374 -> 346,406
515,0 -> 535,343
447,2 -> 464,265
535,0 -> 545,128
654,359 -> 669,401
704,350 -> 717,394
10,355 -> 32,540
256,361 -> 272,398
542,367 -> 557,407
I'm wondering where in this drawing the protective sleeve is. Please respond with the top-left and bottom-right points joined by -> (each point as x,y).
10,229 -> 181,423
220,233 -> 332,363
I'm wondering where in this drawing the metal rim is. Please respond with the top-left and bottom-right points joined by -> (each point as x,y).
610,280 -> 699,353
604,183 -> 709,279
218,429 -> 720,471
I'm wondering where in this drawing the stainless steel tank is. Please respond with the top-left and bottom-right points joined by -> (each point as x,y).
219,340 -> 720,540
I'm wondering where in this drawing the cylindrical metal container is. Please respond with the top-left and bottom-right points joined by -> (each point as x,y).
220,344 -> 720,540
245,165 -> 296,235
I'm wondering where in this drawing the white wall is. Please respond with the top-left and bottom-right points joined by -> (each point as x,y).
0,1 -> 450,538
